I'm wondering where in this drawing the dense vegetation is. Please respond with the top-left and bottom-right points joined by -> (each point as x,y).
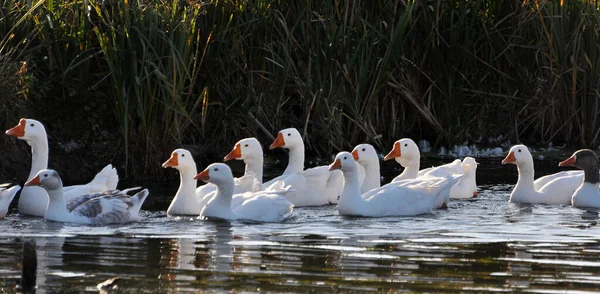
1,0 -> 599,180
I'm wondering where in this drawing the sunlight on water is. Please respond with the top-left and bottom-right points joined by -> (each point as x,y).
0,158 -> 599,292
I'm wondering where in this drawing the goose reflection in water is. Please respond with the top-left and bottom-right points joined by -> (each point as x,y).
158,221 -> 236,284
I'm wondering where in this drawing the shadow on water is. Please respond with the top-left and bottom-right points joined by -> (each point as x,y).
0,156 -> 600,292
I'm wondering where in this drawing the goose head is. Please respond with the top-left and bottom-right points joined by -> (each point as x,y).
162,149 -> 196,171
351,144 -> 379,167
461,157 -> 479,173
194,163 -> 234,185
383,138 -> 419,167
269,128 -> 302,150
24,169 -> 63,191
224,138 -> 263,161
559,149 -> 598,170
501,145 -> 532,165
5,118 -> 47,142
329,151 -> 359,172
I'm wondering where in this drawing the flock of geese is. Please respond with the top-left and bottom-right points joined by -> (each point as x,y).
0,118 -> 598,225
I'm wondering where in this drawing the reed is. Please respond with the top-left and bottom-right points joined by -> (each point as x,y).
1,0 -> 600,178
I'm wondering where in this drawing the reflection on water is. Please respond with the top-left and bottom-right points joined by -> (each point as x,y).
0,158 -> 599,292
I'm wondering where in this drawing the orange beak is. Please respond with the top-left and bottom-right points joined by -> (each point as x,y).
501,151 -> 516,164
162,153 -> 178,168
329,159 -> 342,171
558,155 -> 576,167
351,150 -> 359,161
24,175 -> 41,186
224,143 -> 242,161
194,168 -> 210,181
6,118 -> 26,137
384,142 -> 401,161
269,132 -> 285,150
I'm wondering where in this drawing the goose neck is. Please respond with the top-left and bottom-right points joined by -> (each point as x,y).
244,157 -> 264,184
27,138 -> 49,181
583,162 -> 600,184
515,161 -> 536,192
284,145 -> 304,175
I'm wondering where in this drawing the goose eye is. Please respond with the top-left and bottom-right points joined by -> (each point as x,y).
343,156 -> 347,160
404,144 -> 408,147
362,148 -> 366,152
518,149 -> 521,153
214,168 -> 219,171
244,144 -> 249,147
30,123 -> 34,127
44,174 -> 48,177
181,154 -> 185,157
287,133 -> 291,136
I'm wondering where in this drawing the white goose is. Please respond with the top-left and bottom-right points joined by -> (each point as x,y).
162,148 -> 203,216
265,128 -> 344,206
0,184 -> 21,219
559,150 -> 600,208
384,138 -> 478,199
502,144 -> 581,204
351,144 -> 381,193
449,157 -> 479,199
329,152 -> 462,217
195,163 -> 293,222
6,118 -> 119,216
24,169 -> 148,224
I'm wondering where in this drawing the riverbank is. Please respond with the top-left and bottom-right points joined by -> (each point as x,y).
1,0 -> 599,181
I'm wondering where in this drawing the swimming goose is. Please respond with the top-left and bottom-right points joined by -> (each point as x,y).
351,144 -> 381,193
162,149 -> 203,216
24,169 -> 148,224
329,152 -> 461,217
6,118 -> 118,216
195,163 -> 293,222
264,128 -> 343,206
559,149 -> 600,208
0,184 -> 21,219
502,144 -> 580,204
449,157 -> 479,199
384,139 -> 477,199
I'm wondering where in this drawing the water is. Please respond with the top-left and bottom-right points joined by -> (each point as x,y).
2,157 -> 600,293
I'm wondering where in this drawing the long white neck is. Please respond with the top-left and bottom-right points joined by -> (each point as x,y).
176,166 -> 198,197
214,179 -> 235,210
26,137 -> 49,181
338,168 -> 369,216
44,187 -> 68,219
283,145 -> 304,175
514,159 -> 536,193
244,157 -> 263,184
399,158 -> 420,179
168,165 -> 199,215
360,161 -> 381,193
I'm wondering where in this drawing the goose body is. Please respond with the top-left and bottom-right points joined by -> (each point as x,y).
449,157 -> 479,199
264,128 -> 344,206
330,152 -> 462,217
6,118 -> 119,216
196,163 -> 293,222
559,150 -> 600,208
502,145 -> 577,204
0,185 -> 21,218
25,169 -> 148,224
534,170 -> 583,191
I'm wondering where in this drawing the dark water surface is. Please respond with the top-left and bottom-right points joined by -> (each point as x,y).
2,156 -> 600,293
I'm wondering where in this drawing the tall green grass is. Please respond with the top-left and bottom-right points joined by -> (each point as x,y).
2,0 -> 600,176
